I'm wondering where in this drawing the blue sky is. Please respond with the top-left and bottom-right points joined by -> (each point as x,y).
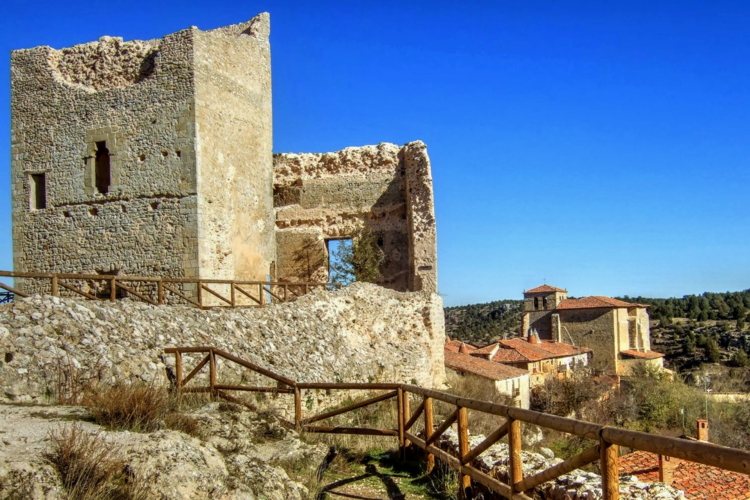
1,1 -> 749,306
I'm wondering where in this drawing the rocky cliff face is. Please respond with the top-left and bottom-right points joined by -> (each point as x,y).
0,283 -> 445,409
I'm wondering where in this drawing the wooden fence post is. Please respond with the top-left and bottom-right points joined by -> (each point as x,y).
259,284 -> 265,306
175,351 -> 183,390
508,415 -> 523,494
230,283 -> 236,307
600,437 -> 620,500
294,387 -> 302,430
403,390 -> 411,452
51,275 -> 58,297
157,280 -> 164,305
110,277 -> 117,300
197,280 -> 203,309
424,396 -> 435,473
397,387 -> 405,458
209,349 -> 216,400
457,406 -> 472,498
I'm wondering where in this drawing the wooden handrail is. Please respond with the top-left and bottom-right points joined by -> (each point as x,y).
0,270 -> 341,308
163,346 -> 750,500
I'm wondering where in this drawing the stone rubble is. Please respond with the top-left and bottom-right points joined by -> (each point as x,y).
0,402 -> 327,499
0,283 -> 445,414
437,428 -> 687,500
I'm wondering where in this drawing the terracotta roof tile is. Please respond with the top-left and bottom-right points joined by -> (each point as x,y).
492,338 -> 589,362
524,284 -> 567,293
445,340 -> 477,353
620,450 -> 750,500
556,296 -> 649,310
444,350 -> 528,381
621,349 -> 665,359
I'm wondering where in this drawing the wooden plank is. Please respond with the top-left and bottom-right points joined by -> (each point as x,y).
404,400 -> 425,432
181,354 -> 210,386
602,427 -> 750,476
234,284 -> 262,305
51,275 -> 58,296
212,349 -> 297,387
401,385 -> 603,440
262,284 -> 285,303
516,445 -> 600,492
209,350 -> 217,398
406,432 -> 461,469
201,283 -> 233,305
426,409 -> 458,447
403,389 -> 411,451
294,387 -> 302,429
303,426 -> 398,436
215,389 -> 257,411
58,281 -> 98,300
600,438 -> 619,500
397,387 -> 405,453
301,391 -> 397,425
175,352 -> 183,390
0,282 -> 29,298
457,407 -> 472,495
461,465 -> 532,500
296,382 -> 401,390
115,282 -> 157,306
213,384 -> 294,394
462,422 -> 509,465
424,396 -> 435,473
162,284 -> 201,307
164,347 -> 213,354
508,417 -> 523,494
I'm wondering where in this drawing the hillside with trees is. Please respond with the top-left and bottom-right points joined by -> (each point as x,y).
444,299 -> 522,345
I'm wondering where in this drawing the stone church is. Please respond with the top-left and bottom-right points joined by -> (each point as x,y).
10,13 -> 437,293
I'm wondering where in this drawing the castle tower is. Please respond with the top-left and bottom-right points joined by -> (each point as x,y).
521,284 -> 567,340
10,14 -> 275,285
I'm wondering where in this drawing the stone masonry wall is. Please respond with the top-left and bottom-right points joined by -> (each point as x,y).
194,15 -> 275,282
273,141 -> 437,292
11,26 -> 200,286
559,308 -> 618,372
0,283 -> 446,414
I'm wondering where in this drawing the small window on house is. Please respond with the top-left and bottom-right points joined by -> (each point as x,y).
95,141 -> 111,194
534,297 -> 539,310
30,173 -> 46,210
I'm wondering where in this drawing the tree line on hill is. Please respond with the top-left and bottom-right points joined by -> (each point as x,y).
618,290 -> 750,328
444,300 -> 522,345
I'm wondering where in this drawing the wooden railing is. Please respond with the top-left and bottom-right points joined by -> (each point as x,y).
164,346 -> 750,500
0,271 -> 340,309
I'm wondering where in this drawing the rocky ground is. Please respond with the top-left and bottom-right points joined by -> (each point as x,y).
0,401 -> 328,500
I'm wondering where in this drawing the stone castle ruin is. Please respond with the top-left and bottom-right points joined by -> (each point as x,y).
10,13 -> 437,293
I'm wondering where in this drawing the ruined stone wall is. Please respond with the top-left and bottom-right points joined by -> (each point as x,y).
0,283 -> 446,409
11,28 -> 200,286
273,141 -> 437,292
558,308 -> 618,373
194,14 -> 275,282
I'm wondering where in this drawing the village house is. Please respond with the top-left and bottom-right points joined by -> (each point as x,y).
619,420 -> 750,500
521,285 -> 664,375
445,340 -> 531,408
469,333 -> 591,387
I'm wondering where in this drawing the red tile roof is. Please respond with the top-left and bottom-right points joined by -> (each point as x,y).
619,450 -> 750,500
524,284 -> 567,294
445,340 -> 477,353
556,296 -> 649,310
444,350 -> 528,381
621,349 -> 665,359
475,339 -> 590,363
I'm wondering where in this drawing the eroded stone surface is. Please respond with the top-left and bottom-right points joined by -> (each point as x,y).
0,283 -> 446,412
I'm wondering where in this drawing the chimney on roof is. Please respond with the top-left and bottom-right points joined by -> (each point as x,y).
697,419 -> 709,442
459,343 -> 470,355
658,455 -> 678,484
527,329 -> 541,345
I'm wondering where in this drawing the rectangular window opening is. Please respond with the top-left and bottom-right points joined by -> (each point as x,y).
30,173 -> 46,210
326,238 -> 354,285
95,141 -> 111,194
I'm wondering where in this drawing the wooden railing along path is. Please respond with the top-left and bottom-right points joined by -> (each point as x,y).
0,271 -> 340,309
164,346 -> 750,500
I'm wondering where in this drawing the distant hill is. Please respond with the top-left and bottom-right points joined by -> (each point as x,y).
444,299 -> 523,346
616,290 -> 750,325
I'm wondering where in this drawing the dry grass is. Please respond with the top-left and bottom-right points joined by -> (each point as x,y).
44,423 -> 144,500
82,384 -> 200,436
443,370 -> 511,436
